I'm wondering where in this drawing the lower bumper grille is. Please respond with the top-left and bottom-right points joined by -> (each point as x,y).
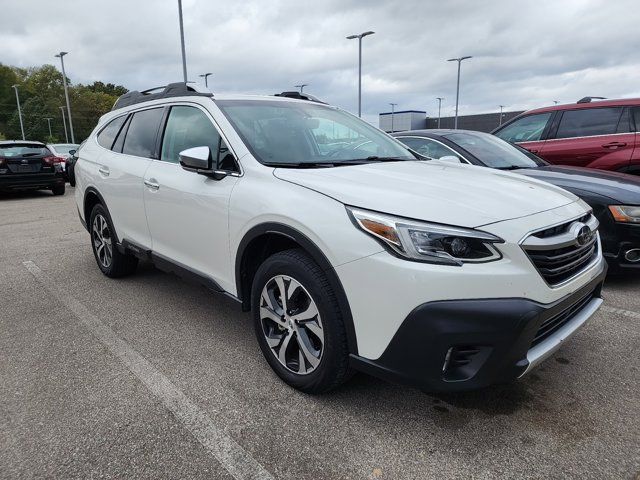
531,290 -> 595,347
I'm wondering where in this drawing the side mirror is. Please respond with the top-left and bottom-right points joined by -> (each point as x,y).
438,155 -> 462,164
68,149 -> 77,156
179,146 -> 229,180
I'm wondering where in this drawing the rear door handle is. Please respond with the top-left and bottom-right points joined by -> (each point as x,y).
525,148 -> 539,153
98,166 -> 110,176
602,142 -> 627,149
144,179 -> 160,191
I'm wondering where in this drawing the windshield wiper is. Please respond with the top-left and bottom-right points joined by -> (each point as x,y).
335,156 -> 411,164
263,161 -> 339,168
495,165 -> 523,170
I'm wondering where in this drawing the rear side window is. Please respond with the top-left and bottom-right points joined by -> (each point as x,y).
633,107 -> 640,132
97,115 -> 127,149
555,107 -> 622,139
122,108 -> 164,158
160,106 -> 221,164
494,113 -> 552,143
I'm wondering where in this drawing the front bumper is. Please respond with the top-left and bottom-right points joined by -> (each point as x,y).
0,173 -> 64,191
349,262 -> 607,392
602,223 -> 640,271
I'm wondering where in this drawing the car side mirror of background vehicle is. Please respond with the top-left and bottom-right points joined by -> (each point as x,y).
68,149 -> 76,156
438,155 -> 462,164
179,146 -> 229,180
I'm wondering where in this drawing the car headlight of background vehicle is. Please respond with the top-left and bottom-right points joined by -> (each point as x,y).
347,207 -> 503,266
609,205 -> 640,224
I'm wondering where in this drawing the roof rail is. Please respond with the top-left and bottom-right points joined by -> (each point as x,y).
112,82 -> 213,110
577,96 -> 607,104
273,91 -> 327,104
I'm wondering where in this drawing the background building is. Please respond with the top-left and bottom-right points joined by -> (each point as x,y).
379,109 -> 524,133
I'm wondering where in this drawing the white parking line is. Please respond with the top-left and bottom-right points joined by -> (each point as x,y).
23,260 -> 275,480
601,305 -> 640,320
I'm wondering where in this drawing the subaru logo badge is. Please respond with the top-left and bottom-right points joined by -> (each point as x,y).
576,225 -> 592,247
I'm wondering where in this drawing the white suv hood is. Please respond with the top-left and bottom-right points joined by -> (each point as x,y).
274,160 -> 578,228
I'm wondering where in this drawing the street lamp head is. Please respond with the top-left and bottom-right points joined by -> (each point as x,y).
199,73 -> 213,77
12,84 -> 19,89
447,56 -> 472,62
55,51 -> 68,58
347,31 -> 375,40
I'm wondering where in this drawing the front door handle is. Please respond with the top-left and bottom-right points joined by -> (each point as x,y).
144,179 -> 160,191
602,142 -> 627,149
98,166 -> 110,176
525,148 -> 539,153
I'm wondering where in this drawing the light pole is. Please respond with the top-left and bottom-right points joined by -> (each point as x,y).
294,84 -> 308,93
346,30 -> 375,117
60,106 -> 69,143
498,105 -> 505,126
447,55 -> 472,129
44,117 -> 53,137
55,52 -> 75,143
199,72 -> 212,88
389,103 -> 397,133
11,84 -> 25,140
177,0 -> 188,82
436,97 -> 444,128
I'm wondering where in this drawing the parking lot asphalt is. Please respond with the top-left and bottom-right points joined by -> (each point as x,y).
1,188 -> 639,480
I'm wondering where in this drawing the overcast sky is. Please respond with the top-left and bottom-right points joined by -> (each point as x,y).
3,0 -> 640,125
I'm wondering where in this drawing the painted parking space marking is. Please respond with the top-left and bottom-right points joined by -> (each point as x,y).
23,260 -> 275,480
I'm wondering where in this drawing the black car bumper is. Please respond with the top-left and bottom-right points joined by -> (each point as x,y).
0,173 -> 65,191
602,223 -> 640,271
350,263 -> 607,392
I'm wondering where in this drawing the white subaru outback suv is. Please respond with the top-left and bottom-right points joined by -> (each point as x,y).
75,83 -> 606,393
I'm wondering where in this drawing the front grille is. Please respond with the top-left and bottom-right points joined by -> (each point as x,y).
522,215 -> 599,286
531,290 -> 595,347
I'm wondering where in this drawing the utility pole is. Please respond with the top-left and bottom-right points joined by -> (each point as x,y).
447,56 -> 472,129
389,103 -> 397,133
55,52 -> 75,143
498,105 -> 505,126
294,84 -> 308,93
177,0 -> 188,82
60,106 -> 69,143
12,84 -> 25,140
436,97 -> 444,128
346,31 -> 375,117
44,117 -> 53,137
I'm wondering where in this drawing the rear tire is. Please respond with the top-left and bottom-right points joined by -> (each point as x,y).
52,184 -> 65,196
89,204 -> 138,278
251,249 -> 353,394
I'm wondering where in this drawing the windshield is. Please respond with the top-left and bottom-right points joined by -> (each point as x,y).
0,144 -> 49,157
216,100 -> 415,166
51,144 -> 79,154
443,132 -> 546,169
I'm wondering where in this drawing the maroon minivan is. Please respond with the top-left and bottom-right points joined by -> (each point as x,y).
493,98 -> 640,175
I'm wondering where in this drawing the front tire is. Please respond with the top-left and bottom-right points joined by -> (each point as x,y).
89,204 -> 138,278
251,249 -> 352,393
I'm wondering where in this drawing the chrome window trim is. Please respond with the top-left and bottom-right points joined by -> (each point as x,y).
543,131 -> 636,142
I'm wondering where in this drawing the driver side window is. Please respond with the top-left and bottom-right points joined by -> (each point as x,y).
495,113 -> 552,143
161,106 -> 237,171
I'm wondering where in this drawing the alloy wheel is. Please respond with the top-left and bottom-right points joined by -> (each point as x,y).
92,214 -> 113,269
259,275 -> 325,375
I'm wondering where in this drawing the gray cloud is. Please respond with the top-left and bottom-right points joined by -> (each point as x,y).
2,0 -> 639,125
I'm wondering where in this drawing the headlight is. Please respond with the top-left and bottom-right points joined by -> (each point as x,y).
347,207 -> 504,265
609,205 -> 640,224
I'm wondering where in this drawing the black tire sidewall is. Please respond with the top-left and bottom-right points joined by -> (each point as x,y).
251,250 -> 349,393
